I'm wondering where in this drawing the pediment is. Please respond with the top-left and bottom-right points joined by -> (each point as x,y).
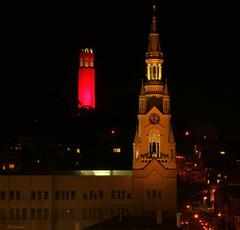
133,159 -> 176,178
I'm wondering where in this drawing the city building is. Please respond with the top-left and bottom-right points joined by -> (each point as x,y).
0,4 -> 177,230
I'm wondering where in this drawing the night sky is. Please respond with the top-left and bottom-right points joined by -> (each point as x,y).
1,1 -> 239,142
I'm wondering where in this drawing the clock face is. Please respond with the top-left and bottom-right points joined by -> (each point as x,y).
149,113 -> 160,124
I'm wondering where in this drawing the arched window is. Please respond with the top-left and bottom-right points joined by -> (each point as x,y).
149,129 -> 160,157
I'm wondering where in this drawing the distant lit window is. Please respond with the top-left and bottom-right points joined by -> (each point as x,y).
76,148 -> 80,153
85,58 -> 88,67
113,147 -> 121,153
217,179 -> 220,184
203,135 -> 206,140
217,174 -> 221,178
185,131 -> 190,136
207,180 -> 210,184
9,163 -> 15,169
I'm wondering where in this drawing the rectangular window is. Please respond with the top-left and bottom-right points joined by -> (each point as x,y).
16,208 -> 20,220
89,190 -> 93,199
110,208 -> 114,217
37,208 -> 42,220
9,208 -> 14,220
22,208 -> 27,220
9,191 -> 14,200
113,147 -> 121,153
43,208 -> 48,220
83,193 -> 88,200
92,208 -> 97,219
66,191 -> 69,200
0,208 -> 6,220
82,208 -> 87,219
117,190 -> 121,199
111,190 -> 116,199
127,193 -> 132,199
71,190 -> 76,200
37,191 -> 42,200
31,209 -> 36,220
16,191 -> 21,200
61,191 -> 65,200
55,191 -> 60,200
99,190 -> 104,199
152,190 -> 157,199
0,191 -> 6,200
31,191 -> 36,200
147,190 -> 151,199
122,190 -> 125,199
98,208 -> 103,219
44,191 -> 48,200
88,208 -> 92,219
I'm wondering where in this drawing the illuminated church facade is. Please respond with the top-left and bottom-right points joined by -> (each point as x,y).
0,4 -> 176,230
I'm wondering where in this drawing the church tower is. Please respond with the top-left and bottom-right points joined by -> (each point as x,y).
133,4 -> 176,170
132,3 -> 177,223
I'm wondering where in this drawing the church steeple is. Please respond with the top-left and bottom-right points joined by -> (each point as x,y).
145,3 -> 164,81
146,3 -> 163,59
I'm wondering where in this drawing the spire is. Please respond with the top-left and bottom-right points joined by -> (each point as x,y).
164,79 -> 168,95
146,3 -> 163,59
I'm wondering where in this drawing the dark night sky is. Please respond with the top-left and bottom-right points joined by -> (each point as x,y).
1,1 -> 240,142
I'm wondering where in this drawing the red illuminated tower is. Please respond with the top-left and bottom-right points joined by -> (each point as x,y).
78,48 -> 95,110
